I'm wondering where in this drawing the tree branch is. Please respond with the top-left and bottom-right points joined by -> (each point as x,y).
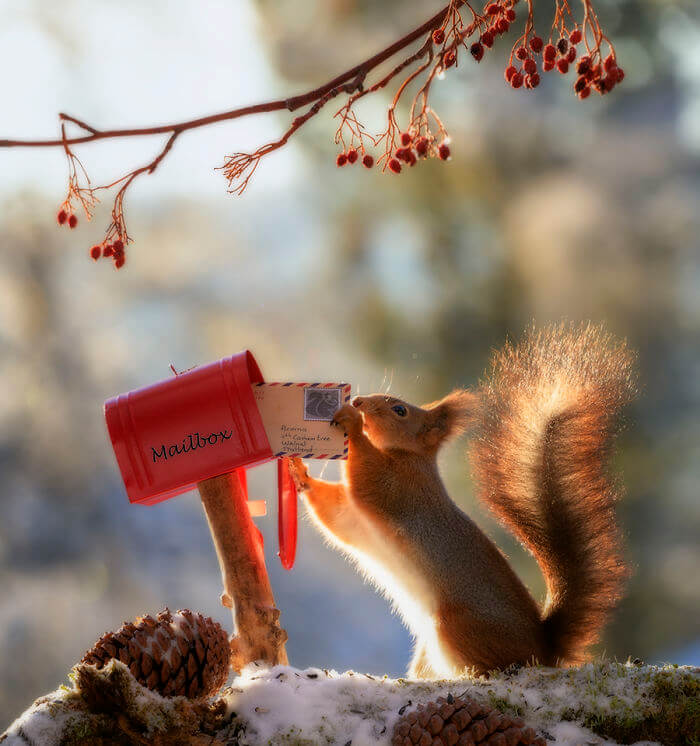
0,3 -> 458,150
0,0 -> 622,267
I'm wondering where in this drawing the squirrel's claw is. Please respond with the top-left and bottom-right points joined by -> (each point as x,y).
288,456 -> 310,491
331,403 -> 363,437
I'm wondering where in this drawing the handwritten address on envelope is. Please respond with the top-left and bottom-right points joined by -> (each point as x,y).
252,382 -> 351,459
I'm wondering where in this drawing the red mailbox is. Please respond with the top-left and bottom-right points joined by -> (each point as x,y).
105,351 -> 298,568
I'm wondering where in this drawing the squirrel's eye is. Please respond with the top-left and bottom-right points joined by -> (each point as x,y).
392,404 -> 407,417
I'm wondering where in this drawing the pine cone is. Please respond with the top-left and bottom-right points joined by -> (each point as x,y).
81,608 -> 230,699
392,695 -> 546,746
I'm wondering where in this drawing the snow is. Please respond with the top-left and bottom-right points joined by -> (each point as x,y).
2,659 -> 697,745
223,662 -> 663,745
1,698 -> 76,746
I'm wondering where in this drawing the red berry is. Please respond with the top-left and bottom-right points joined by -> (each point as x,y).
569,28 -> 583,44
481,31 -> 495,48
543,59 -> 555,72
114,255 -> 126,270
486,3 -> 500,15
604,53 -> 616,71
415,137 -> 429,156
506,8 -> 515,21
113,239 -> 124,252
578,86 -> 591,100
543,44 -> 556,61
57,209 -> 67,225
336,153 -> 347,167
614,67 -> 625,83
528,72 -> 541,88
515,46 -> 528,60
601,75 -> 616,92
438,142 -> 451,161
505,65 -> 517,82
406,151 -> 418,167
470,43 -> 484,62
103,244 -> 114,257
577,56 -> 591,75
524,58 -> 537,74
511,72 -> 524,89
529,36 -> 544,53
557,38 -> 569,55
400,132 -> 412,147
574,75 -> 587,93
444,50 -> 457,67
496,18 -> 510,33
68,214 -> 78,229
362,154 -> 374,168
347,148 -> 358,164
557,59 -> 569,74
432,28 -> 445,45
395,147 -> 407,162
89,245 -> 101,261
566,47 -> 577,63
388,158 -> 402,174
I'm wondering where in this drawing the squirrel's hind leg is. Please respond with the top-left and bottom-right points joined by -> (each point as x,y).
407,641 -> 438,679
435,602 -> 544,676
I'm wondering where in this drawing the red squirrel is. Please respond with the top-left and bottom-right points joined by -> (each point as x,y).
289,323 -> 636,677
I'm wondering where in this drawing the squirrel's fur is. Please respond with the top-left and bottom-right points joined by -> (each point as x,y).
289,323 -> 636,677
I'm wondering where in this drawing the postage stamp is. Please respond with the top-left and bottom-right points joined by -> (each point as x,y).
303,387 -> 342,421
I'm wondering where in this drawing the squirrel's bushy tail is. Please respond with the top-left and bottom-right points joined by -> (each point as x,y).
470,322 -> 636,664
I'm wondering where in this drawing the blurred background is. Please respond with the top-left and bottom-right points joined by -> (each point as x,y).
1,0 -> 699,730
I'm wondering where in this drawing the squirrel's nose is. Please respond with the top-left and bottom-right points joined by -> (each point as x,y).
352,396 -> 364,408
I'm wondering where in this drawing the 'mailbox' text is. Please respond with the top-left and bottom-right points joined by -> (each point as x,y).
151,430 -> 233,462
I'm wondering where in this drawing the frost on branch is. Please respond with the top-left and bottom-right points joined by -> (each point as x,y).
2,661 -> 698,745
0,0 -> 626,265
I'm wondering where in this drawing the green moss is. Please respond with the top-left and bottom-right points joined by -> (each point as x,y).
268,727 -> 317,745
61,712 -> 133,746
487,694 -> 524,717
583,670 -> 700,745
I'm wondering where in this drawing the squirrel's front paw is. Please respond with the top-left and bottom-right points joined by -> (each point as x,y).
331,403 -> 363,437
288,457 -> 310,491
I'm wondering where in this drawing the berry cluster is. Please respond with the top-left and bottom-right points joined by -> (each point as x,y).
451,0 -> 625,100
336,148 -> 374,169
500,27 -> 623,97
56,196 -> 129,269
56,208 -> 78,229
337,132 -> 450,174
389,131 -> 451,173
574,51 -> 624,98
470,1 -> 518,63
88,239 -> 126,269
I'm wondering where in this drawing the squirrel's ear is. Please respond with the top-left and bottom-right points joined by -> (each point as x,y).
422,389 -> 477,448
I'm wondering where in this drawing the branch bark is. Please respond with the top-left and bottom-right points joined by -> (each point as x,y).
198,471 -> 288,671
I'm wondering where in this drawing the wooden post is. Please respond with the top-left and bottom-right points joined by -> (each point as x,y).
198,471 -> 288,671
